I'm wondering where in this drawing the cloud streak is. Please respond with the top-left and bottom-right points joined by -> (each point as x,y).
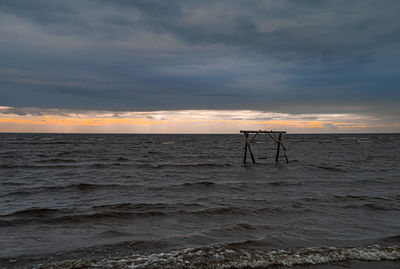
1,106 -> 397,133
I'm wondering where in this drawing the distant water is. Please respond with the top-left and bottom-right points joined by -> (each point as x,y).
0,133 -> 399,268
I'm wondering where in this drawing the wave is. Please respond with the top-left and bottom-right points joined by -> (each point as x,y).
223,223 -> 258,231
0,205 -> 260,227
37,244 -> 400,268
333,194 -> 390,201
2,201 -> 202,218
116,157 -> 130,162
0,202 -> 205,226
55,211 -> 167,223
2,207 -> 60,217
267,181 -> 304,187
0,164 -> 77,169
1,183 -> 138,198
317,165 -> 346,172
210,223 -> 266,235
350,178 -> 387,185
0,204 -> 306,227
0,211 -> 168,227
299,194 -> 393,204
0,162 -> 130,169
57,150 -> 88,156
35,158 -> 77,163
92,202 -> 201,211
139,163 -> 233,169
342,203 -> 399,211
182,181 -> 216,187
185,206 -> 248,216
147,150 -> 161,154
93,229 -> 133,238
75,182 -> 123,191
89,162 -> 125,168
2,160 -> 230,171
0,190 -> 32,197
178,206 -> 299,216
20,141 -> 71,145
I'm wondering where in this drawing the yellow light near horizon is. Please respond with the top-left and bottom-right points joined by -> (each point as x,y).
0,108 -> 383,133
0,116 -> 339,131
0,117 -> 164,126
251,120 -> 323,128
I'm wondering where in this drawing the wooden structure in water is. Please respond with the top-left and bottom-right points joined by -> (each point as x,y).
240,130 -> 288,164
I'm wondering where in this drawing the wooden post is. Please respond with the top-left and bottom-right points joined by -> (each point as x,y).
248,131 -> 259,164
275,132 -> 282,162
282,142 -> 289,163
243,131 -> 257,164
243,132 -> 248,163
248,140 -> 256,163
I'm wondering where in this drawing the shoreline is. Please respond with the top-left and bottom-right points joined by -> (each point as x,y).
2,243 -> 399,269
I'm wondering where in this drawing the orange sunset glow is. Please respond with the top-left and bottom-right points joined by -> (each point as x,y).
0,106 -> 389,133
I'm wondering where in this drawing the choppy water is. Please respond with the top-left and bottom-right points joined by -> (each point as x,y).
0,133 -> 399,268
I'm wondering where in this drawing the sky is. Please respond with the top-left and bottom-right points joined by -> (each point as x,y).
0,0 -> 399,133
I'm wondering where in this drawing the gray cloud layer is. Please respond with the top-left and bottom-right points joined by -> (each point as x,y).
1,0 -> 399,118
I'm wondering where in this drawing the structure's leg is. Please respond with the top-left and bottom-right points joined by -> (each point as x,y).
281,141 -> 289,163
243,133 -> 248,163
275,133 -> 282,162
248,131 -> 259,164
248,142 -> 256,163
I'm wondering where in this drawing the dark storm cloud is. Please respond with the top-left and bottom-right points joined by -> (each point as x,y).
0,0 -> 399,116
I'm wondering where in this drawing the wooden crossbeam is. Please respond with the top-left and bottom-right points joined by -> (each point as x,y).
240,130 -> 286,134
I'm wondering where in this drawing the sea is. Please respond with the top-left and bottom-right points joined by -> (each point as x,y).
0,133 -> 399,268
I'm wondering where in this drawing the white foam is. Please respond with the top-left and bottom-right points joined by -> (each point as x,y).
36,244 -> 400,268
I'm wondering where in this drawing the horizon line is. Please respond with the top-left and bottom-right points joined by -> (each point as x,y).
1,132 -> 399,135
